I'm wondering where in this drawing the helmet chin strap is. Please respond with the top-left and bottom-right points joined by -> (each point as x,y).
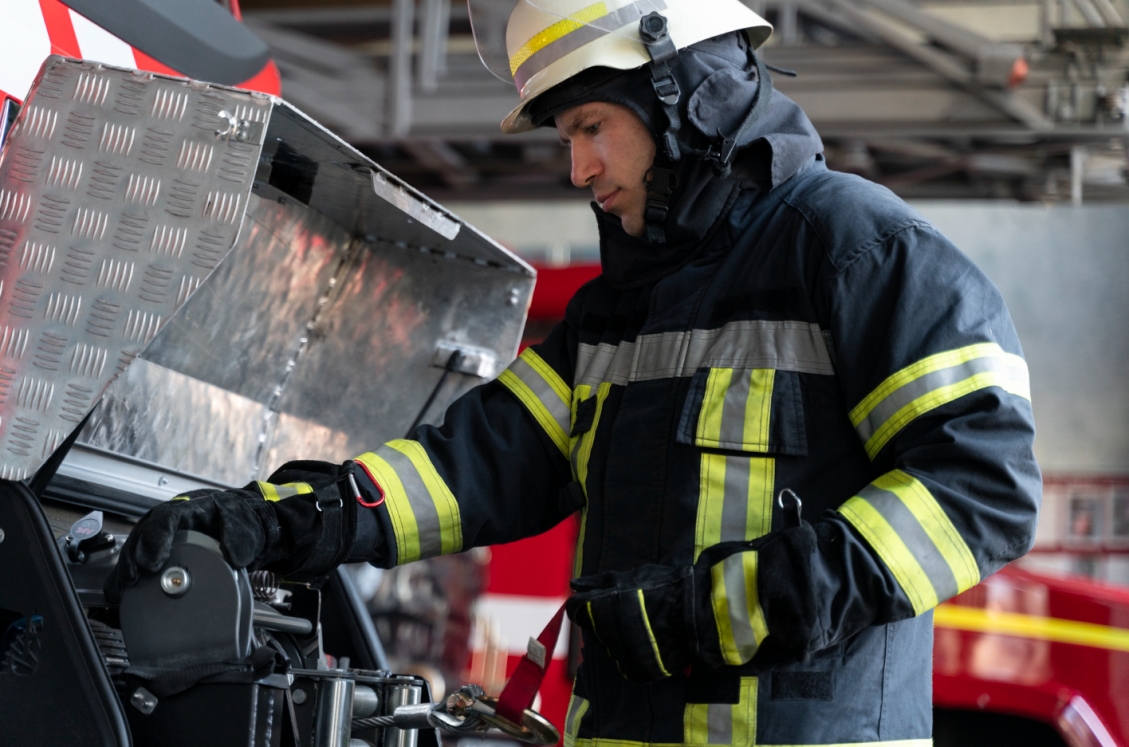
640,12 -> 681,245
638,13 -> 777,243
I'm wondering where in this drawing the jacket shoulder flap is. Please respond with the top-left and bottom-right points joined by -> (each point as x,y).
776,167 -> 932,273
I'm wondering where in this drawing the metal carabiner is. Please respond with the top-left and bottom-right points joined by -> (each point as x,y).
777,489 -> 803,529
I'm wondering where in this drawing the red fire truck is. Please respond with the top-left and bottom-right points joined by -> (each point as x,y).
478,263 -> 1129,747
0,0 -> 280,124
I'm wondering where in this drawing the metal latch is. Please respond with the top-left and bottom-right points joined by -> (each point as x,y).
432,342 -> 497,379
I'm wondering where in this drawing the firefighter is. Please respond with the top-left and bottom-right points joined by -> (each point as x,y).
107,0 -> 1042,743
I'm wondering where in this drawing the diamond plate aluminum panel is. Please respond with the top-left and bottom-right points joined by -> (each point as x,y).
6,56 -> 532,494
0,57 -> 269,480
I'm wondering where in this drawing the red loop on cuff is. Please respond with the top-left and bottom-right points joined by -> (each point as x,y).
354,460 -> 386,508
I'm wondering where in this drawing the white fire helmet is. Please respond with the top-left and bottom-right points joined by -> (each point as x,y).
469,0 -> 773,133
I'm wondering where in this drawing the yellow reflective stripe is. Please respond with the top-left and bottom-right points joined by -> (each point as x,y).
390,440 -> 462,556
354,450 -> 421,564
935,604 -> 1129,653
696,367 -> 733,445
710,553 -> 768,666
694,367 -> 774,451
839,497 -> 938,615
684,703 -> 711,745
850,342 -> 1030,459
747,459 -> 774,540
172,495 -> 190,501
742,369 -> 774,450
523,346 -> 571,404
695,455 -> 774,561
635,589 -> 671,678
841,471 -> 979,614
876,471 -> 979,594
256,481 -> 313,502
572,382 -> 611,577
497,348 -> 572,458
508,0 -> 608,75
567,739 -> 682,747
565,693 -> 590,739
683,677 -> 756,745
734,677 -> 757,746
697,453 -> 726,558
708,557 -> 735,665
354,442 -> 462,564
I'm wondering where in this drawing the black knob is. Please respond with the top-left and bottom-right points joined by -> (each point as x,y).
65,510 -> 115,563
639,12 -> 669,44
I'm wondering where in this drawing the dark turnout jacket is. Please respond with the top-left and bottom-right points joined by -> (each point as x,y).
356,90 -> 1041,746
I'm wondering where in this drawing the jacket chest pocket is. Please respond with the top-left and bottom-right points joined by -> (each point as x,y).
677,367 -> 807,559
677,367 -> 807,456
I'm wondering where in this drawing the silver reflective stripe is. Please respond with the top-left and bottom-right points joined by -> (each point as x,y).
719,371 -> 751,447
509,354 -> 571,442
720,553 -> 759,661
565,694 -> 588,737
719,456 -> 752,544
512,0 -> 667,90
376,443 -> 443,560
575,320 -> 834,387
855,353 -> 1025,445
706,703 -> 732,744
857,482 -> 960,602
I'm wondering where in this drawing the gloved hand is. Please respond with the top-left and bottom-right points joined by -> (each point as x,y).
565,524 -> 819,683
104,460 -> 376,604
565,564 -> 702,682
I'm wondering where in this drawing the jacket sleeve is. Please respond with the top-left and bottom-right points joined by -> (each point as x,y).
353,320 -> 580,568
719,221 -> 1042,664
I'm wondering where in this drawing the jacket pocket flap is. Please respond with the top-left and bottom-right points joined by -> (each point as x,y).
677,367 -> 807,456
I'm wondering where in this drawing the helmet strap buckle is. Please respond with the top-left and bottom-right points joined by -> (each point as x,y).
643,164 -> 678,244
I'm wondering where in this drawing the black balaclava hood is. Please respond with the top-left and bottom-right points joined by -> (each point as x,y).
528,32 -> 823,290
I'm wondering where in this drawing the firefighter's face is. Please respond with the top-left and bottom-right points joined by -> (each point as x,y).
557,101 -> 657,237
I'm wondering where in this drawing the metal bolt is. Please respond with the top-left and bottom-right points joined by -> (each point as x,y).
507,287 -> 521,306
157,476 -> 169,487
131,687 -> 158,714
160,566 -> 191,597
292,688 -> 308,705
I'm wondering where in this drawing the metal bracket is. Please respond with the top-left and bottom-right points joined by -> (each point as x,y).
372,170 -> 461,240
432,342 -> 497,379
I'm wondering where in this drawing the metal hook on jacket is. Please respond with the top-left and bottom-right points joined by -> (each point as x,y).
777,489 -> 803,529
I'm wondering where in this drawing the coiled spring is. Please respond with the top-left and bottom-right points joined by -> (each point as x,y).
250,570 -> 279,601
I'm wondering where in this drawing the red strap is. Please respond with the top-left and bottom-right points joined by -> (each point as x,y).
494,602 -> 567,725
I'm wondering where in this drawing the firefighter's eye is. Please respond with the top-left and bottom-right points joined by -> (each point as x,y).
585,122 -> 601,135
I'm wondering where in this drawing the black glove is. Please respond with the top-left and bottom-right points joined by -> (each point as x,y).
565,524 -> 820,683
104,460 -> 369,604
565,564 -> 702,683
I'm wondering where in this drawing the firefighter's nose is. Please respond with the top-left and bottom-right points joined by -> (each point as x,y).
570,142 -> 601,188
